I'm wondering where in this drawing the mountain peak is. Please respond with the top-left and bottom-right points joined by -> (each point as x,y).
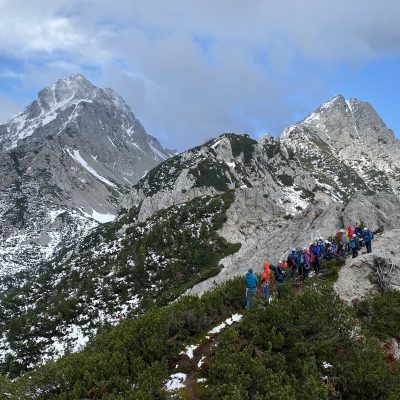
38,73 -> 98,109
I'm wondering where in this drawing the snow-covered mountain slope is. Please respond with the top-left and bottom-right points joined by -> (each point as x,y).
0,74 -> 172,276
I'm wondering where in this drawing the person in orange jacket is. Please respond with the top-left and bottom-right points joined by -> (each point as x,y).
261,262 -> 272,302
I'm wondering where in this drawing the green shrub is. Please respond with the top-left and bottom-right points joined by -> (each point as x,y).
204,282 -> 400,399
356,290 -> 400,341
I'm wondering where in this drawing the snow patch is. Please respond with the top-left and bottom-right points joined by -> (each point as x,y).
180,344 -> 198,359
48,209 -> 65,224
165,373 -> 187,391
197,356 -> 206,368
209,322 -> 226,334
211,138 -> 223,149
107,136 -> 118,149
149,143 -> 168,160
79,208 -> 116,223
66,148 -> 116,187
208,314 -> 243,334
323,361 -> 333,369
92,210 -> 116,223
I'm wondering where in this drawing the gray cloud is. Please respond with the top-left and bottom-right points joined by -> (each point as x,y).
0,0 -> 399,149
0,94 -> 23,123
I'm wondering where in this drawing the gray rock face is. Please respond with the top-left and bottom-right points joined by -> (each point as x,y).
123,96 -> 400,296
334,230 -> 400,302
281,95 -> 400,198
125,134 -> 318,221
0,74 -> 172,275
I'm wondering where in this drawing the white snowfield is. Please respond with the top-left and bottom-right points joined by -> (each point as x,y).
180,344 -> 198,359
66,148 -> 117,188
165,373 -> 187,391
79,208 -> 116,223
208,313 -> 243,334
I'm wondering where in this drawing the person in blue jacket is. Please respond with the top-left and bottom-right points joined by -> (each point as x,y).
363,227 -> 373,253
350,234 -> 360,258
245,268 -> 258,311
310,241 -> 321,273
287,248 -> 299,279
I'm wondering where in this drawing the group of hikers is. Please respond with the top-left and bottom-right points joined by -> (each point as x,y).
245,223 -> 374,311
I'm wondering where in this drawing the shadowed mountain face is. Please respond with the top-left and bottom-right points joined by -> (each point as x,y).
0,74 -> 173,275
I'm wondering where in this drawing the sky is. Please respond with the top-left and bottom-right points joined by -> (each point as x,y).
0,0 -> 399,151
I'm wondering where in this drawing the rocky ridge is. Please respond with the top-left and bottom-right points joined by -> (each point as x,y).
120,95 -> 400,295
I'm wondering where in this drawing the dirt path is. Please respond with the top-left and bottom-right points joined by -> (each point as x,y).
162,313 -> 243,399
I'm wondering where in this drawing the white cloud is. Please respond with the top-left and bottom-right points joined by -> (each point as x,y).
0,0 -> 399,148
0,70 -> 23,79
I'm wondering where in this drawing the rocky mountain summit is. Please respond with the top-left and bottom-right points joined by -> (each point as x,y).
0,74 -> 172,276
282,95 -> 400,197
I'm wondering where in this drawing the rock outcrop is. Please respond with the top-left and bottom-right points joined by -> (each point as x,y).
334,230 -> 400,302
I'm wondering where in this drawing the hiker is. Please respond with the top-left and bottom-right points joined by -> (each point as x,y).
350,234 -> 360,258
273,263 -> 286,299
346,225 -> 354,240
354,223 -> 362,236
260,262 -> 272,302
269,261 -> 287,284
363,227 -> 373,253
297,248 -> 304,277
287,249 -> 299,279
318,238 -> 326,258
324,240 -> 334,260
339,229 -> 347,257
302,247 -> 311,278
310,241 -> 321,273
245,268 -> 258,311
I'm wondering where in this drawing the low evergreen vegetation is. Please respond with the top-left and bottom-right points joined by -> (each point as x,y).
355,290 -> 400,342
0,191 -> 240,376
2,275 -> 400,399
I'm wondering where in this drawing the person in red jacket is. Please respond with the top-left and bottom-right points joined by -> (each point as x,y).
346,225 -> 354,240
261,262 -> 272,302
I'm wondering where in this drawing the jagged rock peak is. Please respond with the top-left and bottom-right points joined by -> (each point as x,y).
258,132 -> 274,145
36,73 -> 134,117
0,74 -> 145,151
38,74 -> 97,109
